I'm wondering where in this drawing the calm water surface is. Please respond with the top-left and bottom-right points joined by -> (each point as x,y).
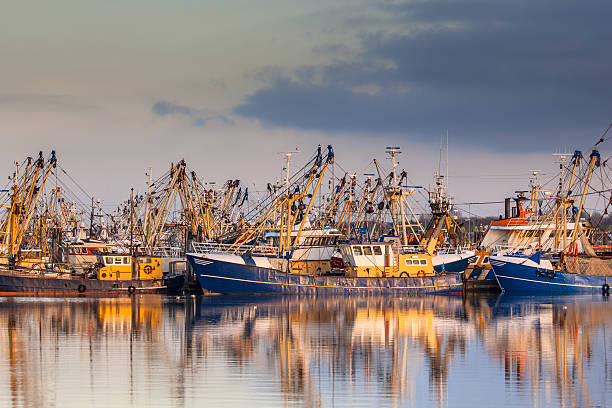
0,294 -> 610,407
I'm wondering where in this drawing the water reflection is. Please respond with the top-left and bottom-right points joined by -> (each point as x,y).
0,294 -> 610,407
465,295 -> 612,408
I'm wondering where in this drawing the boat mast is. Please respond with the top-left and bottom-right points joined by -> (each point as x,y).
129,187 -> 134,256
446,129 -> 449,193
386,146 -> 408,245
8,161 -> 18,263
89,197 -> 95,239
569,150 -> 599,254
294,146 -> 334,243
143,167 -> 152,241
279,149 -> 298,253
562,151 -> 582,252
551,153 -> 568,251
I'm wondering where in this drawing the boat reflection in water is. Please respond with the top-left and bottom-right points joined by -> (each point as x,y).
0,294 -> 610,407
464,294 -> 612,408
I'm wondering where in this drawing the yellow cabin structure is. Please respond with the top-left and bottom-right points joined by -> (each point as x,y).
340,243 -> 435,278
97,255 -> 162,280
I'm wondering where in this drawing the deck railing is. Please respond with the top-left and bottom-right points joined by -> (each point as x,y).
191,241 -> 278,256
400,245 -> 475,254
152,246 -> 184,258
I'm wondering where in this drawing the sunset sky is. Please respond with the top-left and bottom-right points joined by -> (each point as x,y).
1,0 -> 610,215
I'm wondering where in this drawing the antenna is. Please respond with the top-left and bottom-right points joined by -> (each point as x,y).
529,170 -> 541,187
278,148 -> 300,194
385,146 -> 401,186
438,135 -> 442,177
552,152 -> 571,194
446,129 -> 449,193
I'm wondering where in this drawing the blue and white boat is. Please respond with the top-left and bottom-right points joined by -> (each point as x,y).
487,149 -> 610,295
490,252 -> 611,295
432,250 -> 475,273
187,239 -> 464,295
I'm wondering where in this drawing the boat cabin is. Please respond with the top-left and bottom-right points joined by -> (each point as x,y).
67,241 -> 116,272
264,227 -> 341,248
97,255 -> 162,280
340,243 -> 435,278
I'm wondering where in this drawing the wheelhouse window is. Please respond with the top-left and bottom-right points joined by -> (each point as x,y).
363,246 -> 373,256
405,259 -> 413,266
352,246 -> 363,256
482,256 -> 489,264
105,257 -> 114,265
373,246 -> 382,255
420,259 -> 427,265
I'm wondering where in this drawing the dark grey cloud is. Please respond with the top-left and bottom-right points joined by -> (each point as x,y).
234,0 -> 612,150
152,101 -> 234,127
191,115 -> 234,127
152,101 -> 193,117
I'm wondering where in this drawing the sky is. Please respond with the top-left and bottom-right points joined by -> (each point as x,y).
1,0 -> 611,216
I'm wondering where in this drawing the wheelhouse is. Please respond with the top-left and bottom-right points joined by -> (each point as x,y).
97,254 -> 163,281
264,228 -> 341,247
340,243 -> 435,278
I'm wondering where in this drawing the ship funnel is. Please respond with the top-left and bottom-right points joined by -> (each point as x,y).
504,198 -> 511,219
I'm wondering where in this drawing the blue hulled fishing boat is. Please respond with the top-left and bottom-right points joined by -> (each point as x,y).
187,249 -> 463,295
188,145 -> 465,295
490,252 -> 611,294
490,149 -> 612,295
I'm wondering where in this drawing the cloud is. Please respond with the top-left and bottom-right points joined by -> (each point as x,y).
152,101 -> 234,127
234,0 -> 612,151
191,115 -> 235,127
152,101 -> 193,117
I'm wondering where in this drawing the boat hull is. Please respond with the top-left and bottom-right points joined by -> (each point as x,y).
490,255 -> 610,295
0,271 -> 185,296
432,255 -> 472,273
187,253 -> 463,295
463,267 -> 500,292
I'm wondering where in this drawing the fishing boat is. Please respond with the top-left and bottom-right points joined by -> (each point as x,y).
187,145 -> 464,295
0,254 -> 185,295
464,167 -> 589,291
490,149 -> 612,295
0,151 -> 185,295
187,241 -> 462,295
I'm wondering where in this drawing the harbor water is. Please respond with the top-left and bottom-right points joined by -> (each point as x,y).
0,294 -> 610,407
